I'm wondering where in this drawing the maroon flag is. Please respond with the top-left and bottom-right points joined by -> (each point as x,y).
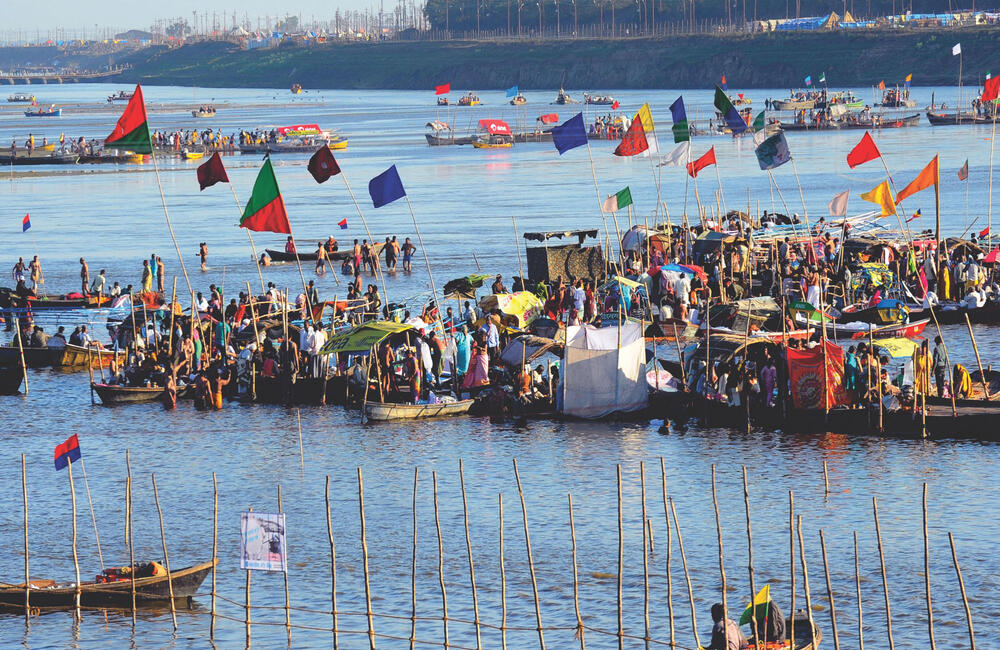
308,146 -> 342,184
197,152 -> 229,191
613,117 -> 649,157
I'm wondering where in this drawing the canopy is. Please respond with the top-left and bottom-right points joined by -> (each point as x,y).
984,248 -> 1000,264
443,274 -> 491,299
478,119 -> 512,135
871,337 -> 920,359
478,291 -> 543,328
662,263 -> 708,282
277,124 -> 322,136
853,262 -> 895,289
319,321 -> 412,355
499,335 -> 563,368
621,225 -> 653,251
692,230 -> 737,256
538,113 -> 559,124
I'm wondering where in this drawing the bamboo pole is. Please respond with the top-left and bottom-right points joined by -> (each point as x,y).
410,468 -> 418,650
499,493 -> 507,650
245,506 -> 252,647
168,276 -> 177,357
855,531 -> 863,650
660,458 -> 675,647
640,461 -> 650,646
211,472 -> 218,640
279,484 -> 292,639
742,467 -> 759,644
823,460 -> 830,497
948,532 -> 976,649
512,458 -> 545,649
923,483 -> 936,650
432,470 -> 450,648
358,467 -> 376,649
568,494 -> 585,650
67,460 -> 81,619
14,317 -> 28,395
22,453 -> 29,622
964,313 -> 990,399
326,476 -> 339,649
459,460 -> 482,649
669,496 -> 700,649
819,530 -> 839,650
127,449 -> 136,626
789,491 -> 795,650
712,465 -> 729,650
151,474 -> 177,630
797,515 -> 816,650
873,497 -> 894,650
616,463 -> 624,650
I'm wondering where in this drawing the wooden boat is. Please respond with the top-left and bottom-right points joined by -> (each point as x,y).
772,98 -> 815,111
92,383 -> 164,405
23,106 -> 61,117
78,153 -> 144,164
181,150 -> 205,160
265,241 -> 384,263
840,113 -> 920,129
192,108 -> 216,118
509,94 -> 527,106
926,110 -> 999,126
584,93 -> 616,105
0,560 -> 215,611
0,345 -> 54,368
457,92 -> 481,107
291,83 -> 303,94
27,293 -> 110,309
472,134 -> 513,149
553,88 -> 576,104
107,90 -> 134,102
749,611 -> 822,650
329,138 -> 348,150
0,367 -> 24,395
239,137 -> 346,154
7,93 -> 35,103
806,317 -> 929,341
437,96 -> 449,106
52,344 -> 126,370
364,398 -> 475,421
0,153 -> 77,165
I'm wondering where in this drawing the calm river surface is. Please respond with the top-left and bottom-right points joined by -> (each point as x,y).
0,83 -> 998,648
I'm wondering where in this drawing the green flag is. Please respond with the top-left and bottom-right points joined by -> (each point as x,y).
752,111 -> 766,132
819,72 -> 827,83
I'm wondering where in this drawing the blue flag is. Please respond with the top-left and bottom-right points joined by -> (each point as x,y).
713,87 -> 747,135
669,97 -> 690,143
551,113 -> 588,155
506,85 -> 518,98
805,75 -> 812,86
369,165 -> 406,208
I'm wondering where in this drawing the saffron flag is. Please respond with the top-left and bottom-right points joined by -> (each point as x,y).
241,159 -> 292,234
786,341 -> 849,410
687,146 -> 716,178
636,102 -> 654,134
104,83 -> 151,154
754,132 -> 791,171
197,152 -> 229,190
435,83 -> 450,95
338,218 -> 348,230
614,116 -> 649,157
506,85 -> 518,98
846,132 -> 881,168
739,585 -> 772,626
551,113 -> 588,155
307,145 -> 341,183
894,155 -> 938,204
658,141 -> 691,167
828,190 -> 849,217
878,80 -> 885,90
982,76 -> 1000,103
860,180 -> 896,217
602,187 -> 633,213
369,164 -> 406,208
714,86 -> 747,135
907,209 -> 922,223
958,159 -> 969,181
905,73 -> 913,89
669,96 -> 689,143
22,214 -> 30,232
54,433 -> 81,471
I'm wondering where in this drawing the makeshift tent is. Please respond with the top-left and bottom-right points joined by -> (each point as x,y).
499,335 -> 563,368
478,292 -> 544,329
319,321 -> 412,355
561,322 -> 648,418
443,274 -> 491,299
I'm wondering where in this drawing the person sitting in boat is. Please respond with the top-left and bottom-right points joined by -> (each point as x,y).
284,236 -> 297,255
705,603 -> 748,650
47,326 -> 67,349
953,363 -> 971,399
325,235 -> 339,253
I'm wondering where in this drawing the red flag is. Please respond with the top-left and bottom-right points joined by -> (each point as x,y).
686,146 -> 717,178
611,100 -> 619,110
196,152 -> 229,191
614,117 -> 649,157
54,434 -> 81,471
338,218 -> 348,230
878,80 -> 885,90
846,132 -> 881,169
980,226 -> 990,238
982,76 -> 1000,103
307,146 -> 341,183
434,83 -> 450,95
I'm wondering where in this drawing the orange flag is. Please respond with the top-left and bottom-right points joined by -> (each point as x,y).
895,155 -> 939,204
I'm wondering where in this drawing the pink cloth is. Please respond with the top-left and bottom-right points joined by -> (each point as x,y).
462,350 -> 490,389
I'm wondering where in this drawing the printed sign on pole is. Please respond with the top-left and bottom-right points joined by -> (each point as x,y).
240,511 -> 287,572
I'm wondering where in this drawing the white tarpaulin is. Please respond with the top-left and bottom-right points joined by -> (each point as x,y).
561,322 -> 648,418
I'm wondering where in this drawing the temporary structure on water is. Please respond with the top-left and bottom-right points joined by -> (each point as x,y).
560,321 -> 648,418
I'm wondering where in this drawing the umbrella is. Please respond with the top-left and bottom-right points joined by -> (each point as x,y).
984,248 -> 1000,264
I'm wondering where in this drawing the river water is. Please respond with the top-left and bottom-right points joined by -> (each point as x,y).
0,83 -> 998,648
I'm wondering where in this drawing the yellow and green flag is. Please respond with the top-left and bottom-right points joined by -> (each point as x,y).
739,584 -> 771,625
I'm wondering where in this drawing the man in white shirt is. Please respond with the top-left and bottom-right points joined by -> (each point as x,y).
674,273 -> 691,306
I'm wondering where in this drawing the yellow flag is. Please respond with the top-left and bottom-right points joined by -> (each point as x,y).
860,180 -> 896,217
637,102 -> 655,133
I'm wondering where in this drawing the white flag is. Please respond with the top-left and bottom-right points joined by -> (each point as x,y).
658,140 -> 691,167
953,43 -> 962,56
828,190 -> 850,217
602,194 -> 618,213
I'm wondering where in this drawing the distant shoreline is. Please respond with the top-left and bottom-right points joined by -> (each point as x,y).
4,26 -> 1000,91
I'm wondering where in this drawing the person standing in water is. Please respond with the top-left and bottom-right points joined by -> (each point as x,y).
199,242 -> 208,271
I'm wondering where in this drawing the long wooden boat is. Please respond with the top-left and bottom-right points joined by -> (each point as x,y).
749,612 -> 822,650
192,109 -> 216,118
0,345 -> 54,368
92,383 -> 164,405
425,132 -> 477,146
0,154 -> 77,166
364,398 -> 475,421
24,108 -> 61,117
772,98 -> 815,111
7,93 -> 35,103
52,344 -> 126,370
26,293 -> 111,309
0,367 -> 24,395
266,241 -> 385,263
0,560 -> 215,611
926,110 -> 1000,126
239,138 -> 347,154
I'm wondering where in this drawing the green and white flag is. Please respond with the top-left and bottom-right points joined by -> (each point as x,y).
602,187 -> 633,213
819,72 -> 826,84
